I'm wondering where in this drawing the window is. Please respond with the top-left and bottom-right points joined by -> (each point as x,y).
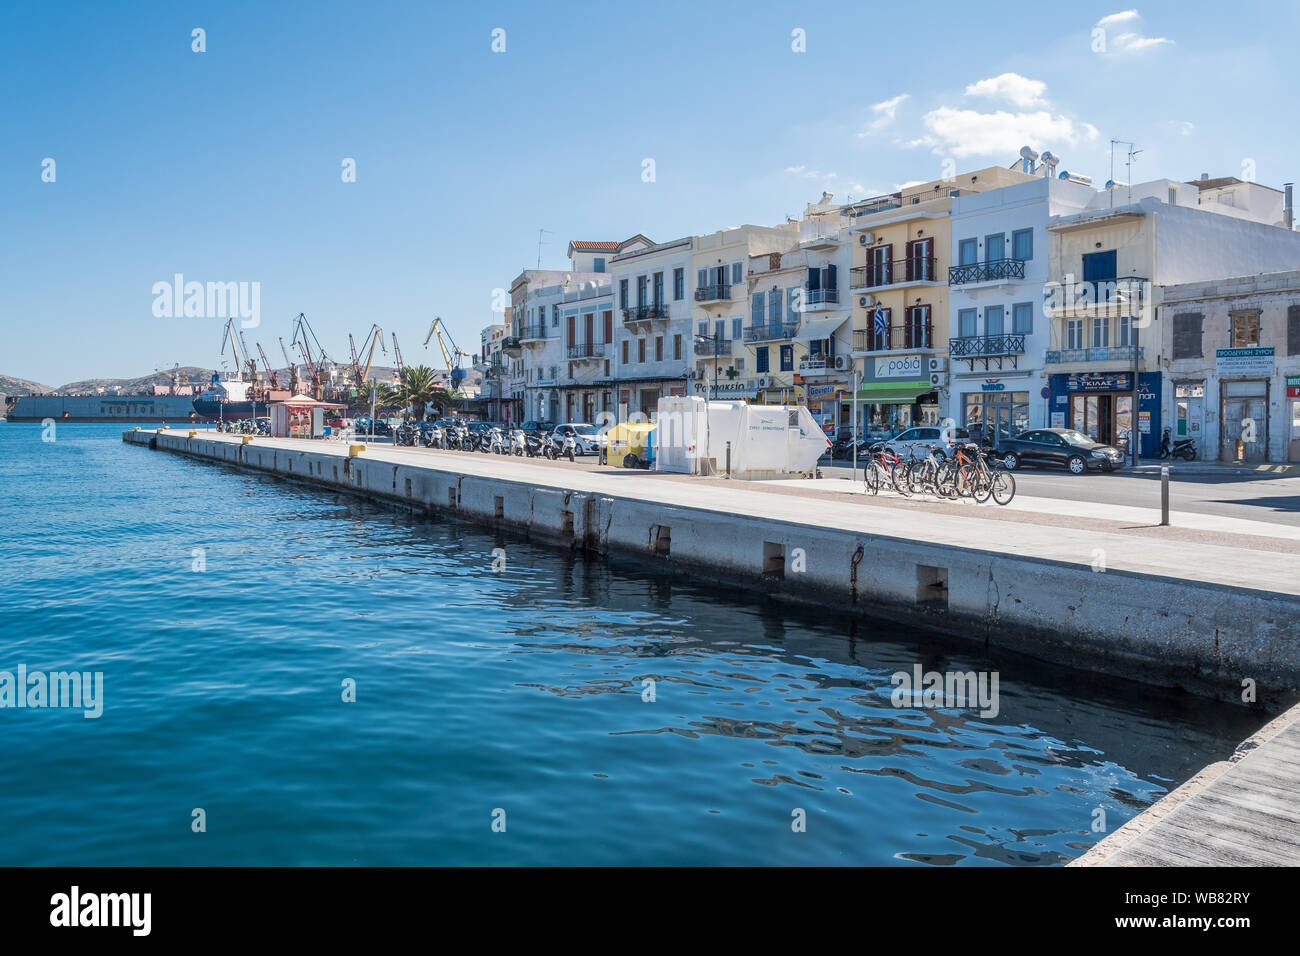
1173,312 -> 1204,359
735,358 -> 745,373
1118,315 -> 1139,348
780,345 -> 793,371
714,318 -> 725,341
905,305 -> 931,348
755,347 -> 770,373
604,359 -> 610,376
752,292 -> 765,327
1012,302 -> 1033,334
636,276 -> 648,307
1231,311 -> 1261,347
985,305 -> 1004,337
1091,316 -> 1109,348
788,287 -> 798,322
769,289 -> 782,325
673,334 -> 682,360
1289,305 -> 1300,356
552,304 -> 559,327
638,338 -> 646,362
673,268 -> 684,300
696,268 -> 708,290
731,261 -> 743,285
603,310 -> 612,343
621,340 -> 629,364
619,280 -> 628,310
1066,318 -> 1084,350
732,317 -> 742,339
985,233 -> 1004,262
958,238 -> 978,266
655,336 -> 663,362
1012,229 -> 1033,261
697,320 -> 708,336
958,308 -> 977,338
593,257 -> 606,273
653,272 -> 664,305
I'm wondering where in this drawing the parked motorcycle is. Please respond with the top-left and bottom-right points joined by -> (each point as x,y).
544,429 -> 577,462
1158,427 -> 1198,461
508,429 -> 528,456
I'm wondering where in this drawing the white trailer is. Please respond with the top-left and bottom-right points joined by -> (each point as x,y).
654,396 -> 830,480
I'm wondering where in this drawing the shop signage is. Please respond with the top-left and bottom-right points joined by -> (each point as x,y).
807,383 -> 848,402
1066,373 -> 1130,392
874,355 -> 924,379
694,380 -> 755,398
980,380 -> 1005,392
1286,375 -> 1300,398
1216,347 -> 1274,376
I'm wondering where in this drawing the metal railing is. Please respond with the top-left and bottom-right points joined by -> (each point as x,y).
745,322 -> 801,343
850,256 -> 938,289
519,324 -> 550,340
1045,346 -> 1145,364
693,338 -> 733,356
694,284 -> 731,303
566,343 -> 606,359
852,323 -> 934,352
948,258 -> 1026,285
949,334 -> 1027,358
622,302 -> 669,322
801,287 -> 840,306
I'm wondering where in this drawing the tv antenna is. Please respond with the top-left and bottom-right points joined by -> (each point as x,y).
1109,140 -> 1142,207
536,228 -> 553,269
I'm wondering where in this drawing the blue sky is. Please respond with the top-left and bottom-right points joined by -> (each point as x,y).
4,0 -> 1297,385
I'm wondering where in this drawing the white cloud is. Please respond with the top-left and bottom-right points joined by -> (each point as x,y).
964,73 -> 1048,108
861,93 -> 909,134
1096,11 -> 1173,52
895,180 -> 926,190
1172,120 -> 1194,136
1097,9 -> 1140,28
915,106 -> 1100,158
785,165 -> 806,174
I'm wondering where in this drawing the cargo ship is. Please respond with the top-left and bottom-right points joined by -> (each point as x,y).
4,393 -> 201,422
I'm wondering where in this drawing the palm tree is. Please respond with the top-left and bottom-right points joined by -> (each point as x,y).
379,365 -> 442,421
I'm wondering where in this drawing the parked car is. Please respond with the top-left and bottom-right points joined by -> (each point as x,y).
520,420 -> 556,435
552,422 -> 605,456
996,428 -> 1125,474
883,425 -> 976,462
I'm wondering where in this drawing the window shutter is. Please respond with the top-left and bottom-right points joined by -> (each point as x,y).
1173,312 -> 1204,359
1289,305 -> 1300,356
806,266 -> 819,291
826,263 -> 837,290
752,292 -> 764,326
787,288 -> 797,323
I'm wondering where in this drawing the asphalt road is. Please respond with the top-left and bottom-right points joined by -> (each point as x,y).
824,459 -> 1300,528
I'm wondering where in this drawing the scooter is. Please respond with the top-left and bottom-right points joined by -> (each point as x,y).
521,431 -> 548,458
487,427 -> 508,455
544,430 -> 577,462
508,429 -> 528,456
1158,427 -> 1198,461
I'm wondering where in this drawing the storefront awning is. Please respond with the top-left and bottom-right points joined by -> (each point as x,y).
853,380 -> 934,403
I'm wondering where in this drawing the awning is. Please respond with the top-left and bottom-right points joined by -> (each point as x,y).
853,380 -> 934,403
796,314 -> 850,343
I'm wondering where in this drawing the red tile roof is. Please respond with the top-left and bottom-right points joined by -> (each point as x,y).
569,240 -> 622,251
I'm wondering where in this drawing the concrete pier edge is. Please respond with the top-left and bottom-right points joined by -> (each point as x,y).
124,429 -> 1300,712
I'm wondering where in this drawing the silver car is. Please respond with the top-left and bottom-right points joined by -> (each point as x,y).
552,423 -> 605,456
883,426 -> 972,463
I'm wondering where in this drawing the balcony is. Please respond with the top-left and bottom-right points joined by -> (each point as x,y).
798,354 -> 846,374
622,302 -> 670,324
519,324 -> 550,342
852,323 -> 934,353
745,322 -> 800,343
949,334 -> 1026,370
1045,346 -> 1145,365
500,336 -> 522,354
693,338 -> 733,357
694,284 -> 731,303
800,287 -> 841,311
567,342 -> 607,360
948,259 -> 1026,286
1046,277 -> 1151,318
850,257 -> 939,290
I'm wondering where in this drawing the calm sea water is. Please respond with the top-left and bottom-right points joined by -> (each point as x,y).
0,422 -> 1261,865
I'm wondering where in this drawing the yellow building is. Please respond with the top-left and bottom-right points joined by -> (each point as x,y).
847,166 -> 1034,439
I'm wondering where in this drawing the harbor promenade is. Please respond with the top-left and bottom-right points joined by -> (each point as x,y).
125,427 -> 1300,708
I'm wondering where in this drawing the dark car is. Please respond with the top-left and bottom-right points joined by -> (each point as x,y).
520,420 -> 556,434
996,428 -> 1124,475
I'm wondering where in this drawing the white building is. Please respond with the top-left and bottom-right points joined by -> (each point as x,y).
608,236 -> 693,419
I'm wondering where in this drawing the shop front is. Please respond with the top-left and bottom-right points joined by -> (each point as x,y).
958,380 -> 1031,445
1047,371 -> 1161,458
805,381 -> 851,435
1289,375 -> 1300,462
852,353 -> 939,441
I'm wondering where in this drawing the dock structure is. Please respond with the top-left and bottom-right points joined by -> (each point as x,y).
1074,702 -> 1300,866
123,428 -> 1300,708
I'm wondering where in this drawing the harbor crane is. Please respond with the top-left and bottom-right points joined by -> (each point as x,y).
237,331 -> 260,383
256,342 -> 281,389
279,337 -> 301,394
423,316 -> 469,390
219,319 -> 244,380
348,324 -> 387,389
391,332 -> 405,379
290,313 -> 326,398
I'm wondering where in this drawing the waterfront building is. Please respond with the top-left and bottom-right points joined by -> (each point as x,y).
1159,268 -> 1300,463
1044,177 -> 1300,458
847,166 -> 1035,441
608,236 -> 694,419
690,223 -> 799,406
476,323 -> 509,422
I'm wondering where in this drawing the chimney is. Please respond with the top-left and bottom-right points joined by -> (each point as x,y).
1285,183 -> 1294,230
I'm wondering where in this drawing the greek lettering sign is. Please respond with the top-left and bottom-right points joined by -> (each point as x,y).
874,355 -> 924,379
1216,347 -> 1273,376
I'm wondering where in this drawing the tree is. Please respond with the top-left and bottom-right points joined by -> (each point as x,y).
379,365 -> 443,421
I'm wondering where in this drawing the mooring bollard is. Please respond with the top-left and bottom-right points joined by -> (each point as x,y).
1161,465 -> 1170,526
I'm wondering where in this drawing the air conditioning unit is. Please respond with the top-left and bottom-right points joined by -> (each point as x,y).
858,232 -> 874,245
858,295 -> 874,308
929,372 -> 944,387
928,356 -> 947,372
834,355 -> 850,370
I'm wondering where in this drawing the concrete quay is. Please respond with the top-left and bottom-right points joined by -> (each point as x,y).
124,428 -> 1300,709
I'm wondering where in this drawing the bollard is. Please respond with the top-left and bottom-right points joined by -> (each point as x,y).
241,435 -> 254,445
348,443 -> 366,458
188,430 -> 197,438
725,441 -> 732,478
1160,465 -> 1170,526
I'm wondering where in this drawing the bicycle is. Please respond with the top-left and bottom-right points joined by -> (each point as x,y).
946,442 -> 1015,505
864,442 -> 912,497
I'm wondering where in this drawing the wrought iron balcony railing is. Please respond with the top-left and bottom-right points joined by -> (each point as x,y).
1045,346 -> 1145,364
693,338 -> 733,356
852,323 -> 934,352
694,284 -> 731,303
949,334 -> 1027,358
850,257 -> 938,289
566,343 -> 606,359
519,324 -> 550,341
948,259 -> 1026,285
801,287 -> 840,306
622,302 -> 669,322
745,322 -> 801,343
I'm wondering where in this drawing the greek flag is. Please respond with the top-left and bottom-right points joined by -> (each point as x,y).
873,302 -> 887,338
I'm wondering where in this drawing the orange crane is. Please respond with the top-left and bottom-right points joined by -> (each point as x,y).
348,324 -> 385,389
256,342 -> 281,389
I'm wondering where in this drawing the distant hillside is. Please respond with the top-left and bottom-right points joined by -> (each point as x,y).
0,373 -> 56,395
57,366 -> 217,394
